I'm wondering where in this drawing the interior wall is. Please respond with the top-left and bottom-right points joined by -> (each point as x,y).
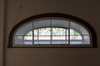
3,0 -> 100,66
0,0 -> 4,66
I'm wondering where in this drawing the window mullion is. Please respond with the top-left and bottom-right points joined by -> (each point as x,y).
33,22 -> 34,45
38,29 -> 39,44
50,20 -> 52,44
68,21 -> 70,45
65,29 -> 67,44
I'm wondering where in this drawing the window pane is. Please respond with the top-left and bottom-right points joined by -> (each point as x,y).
24,36 -> 33,40
15,36 -> 33,45
39,35 -> 50,40
70,29 -> 81,35
70,36 -> 82,40
52,28 -> 65,35
66,29 -> 69,35
34,35 -> 38,40
70,22 -> 89,35
39,28 -> 51,35
34,40 -> 39,44
34,20 -> 50,28
34,40 -> 50,44
24,41 -> 33,45
39,40 -> 50,44
15,36 -> 23,44
70,36 -> 90,44
82,36 -> 90,44
26,31 -> 33,35
70,40 -> 82,44
16,23 -> 32,35
52,36 -> 65,40
52,20 -> 69,28
52,35 -> 68,44
34,28 -> 51,44
52,40 -> 64,44
34,29 -> 38,35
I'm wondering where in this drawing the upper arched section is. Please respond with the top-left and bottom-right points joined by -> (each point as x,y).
8,13 -> 97,48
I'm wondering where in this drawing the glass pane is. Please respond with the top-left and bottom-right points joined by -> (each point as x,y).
82,36 -> 90,44
34,20 -> 50,28
24,36 -> 33,40
39,40 -> 50,44
52,20 -> 69,28
26,31 -> 33,35
39,28 -> 51,35
24,41 -> 33,45
34,40 -> 39,44
52,36 -> 65,40
66,29 -> 69,35
15,36 -> 23,44
70,36 -> 90,44
34,35 -> 38,40
52,28 -> 65,35
52,40 -> 68,44
39,35 -> 50,40
70,29 -> 81,35
70,22 -> 89,35
34,40 -> 50,44
70,36 -> 82,40
34,29 -> 38,35
16,23 -> 32,35
15,36 -> 33,45
70,40 -> 82,44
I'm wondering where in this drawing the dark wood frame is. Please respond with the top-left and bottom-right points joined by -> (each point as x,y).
8,13 -> 97,48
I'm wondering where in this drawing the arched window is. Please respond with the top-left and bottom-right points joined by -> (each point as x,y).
9,13 -> 97,48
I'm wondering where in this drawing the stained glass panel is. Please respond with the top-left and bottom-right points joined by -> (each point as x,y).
26,31 -> 33,35
52,28 -> 65,35
70,29 -> 80,35
24,28 -> 82,44
24,36 -> 33,40
34,29 -> 38,35
39,28 -> 51,35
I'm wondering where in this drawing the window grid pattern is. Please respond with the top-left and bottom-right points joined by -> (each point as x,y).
15,19 -> 90,45
33,28 -> 69,44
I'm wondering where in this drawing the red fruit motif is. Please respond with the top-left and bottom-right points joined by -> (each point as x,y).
74,31 -> 76,32
62,30 -> 64,31
49,30 -> 51,32
44,28 -> 46,30
40,29 -> 41,31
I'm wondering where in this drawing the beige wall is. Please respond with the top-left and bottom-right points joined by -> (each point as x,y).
0,0 -> 4,66
2,0 -> 100,66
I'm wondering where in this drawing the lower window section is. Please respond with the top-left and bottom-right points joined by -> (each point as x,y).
14,27 -> 90,47
14,35 -> 90,45
15,36 -> 33,45
34,40 -> 68,44
24,40 -> 33,45
70,40 -> 82,44
34,40 -> 50,44
14,36 -> 90,45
